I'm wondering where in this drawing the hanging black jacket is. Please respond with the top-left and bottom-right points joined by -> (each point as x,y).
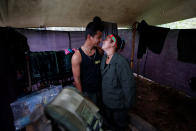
177,29 -> 196,64
137,20 -> 170,59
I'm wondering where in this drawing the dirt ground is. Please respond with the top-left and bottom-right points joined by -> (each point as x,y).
131,77 -> 196,131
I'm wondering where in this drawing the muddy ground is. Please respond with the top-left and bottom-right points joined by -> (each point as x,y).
131,77 -> 196,131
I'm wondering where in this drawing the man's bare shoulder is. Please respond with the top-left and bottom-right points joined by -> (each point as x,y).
72,50 -> 82,64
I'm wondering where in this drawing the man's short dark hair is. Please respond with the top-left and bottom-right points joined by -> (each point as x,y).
85,16 -> 104,39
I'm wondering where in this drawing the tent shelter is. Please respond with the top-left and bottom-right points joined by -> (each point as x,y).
0,0 -> 196,27
0,0 -> 196,131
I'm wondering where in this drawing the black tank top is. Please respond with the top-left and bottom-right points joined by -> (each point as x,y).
79,48 -> 102,92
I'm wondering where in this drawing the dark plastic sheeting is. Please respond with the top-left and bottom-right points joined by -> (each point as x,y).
18,29 -> 196,96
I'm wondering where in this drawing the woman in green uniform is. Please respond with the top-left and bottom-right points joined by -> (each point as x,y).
101,34 -> 136,131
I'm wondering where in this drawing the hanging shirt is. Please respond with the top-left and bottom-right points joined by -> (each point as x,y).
177,29 -> 196,64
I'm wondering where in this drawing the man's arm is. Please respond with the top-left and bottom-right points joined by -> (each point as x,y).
71,50 -> 82,92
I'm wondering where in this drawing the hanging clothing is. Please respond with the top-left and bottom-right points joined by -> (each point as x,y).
137,20 -> 170,59
189,77 -> 196,91
177,29 -> 196,64
56,50 -> 74,75
56,51 -> 67,74
30,51 -> 58,80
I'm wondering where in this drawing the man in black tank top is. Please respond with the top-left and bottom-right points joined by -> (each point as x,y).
71,16 -> 104,105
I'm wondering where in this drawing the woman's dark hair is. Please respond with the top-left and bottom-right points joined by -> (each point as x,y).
113,34 -> 125,51
85,16 -> 104,39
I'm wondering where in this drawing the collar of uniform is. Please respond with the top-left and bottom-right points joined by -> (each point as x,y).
108,53 -> 118,65
101,53 -> 118,76
102,53 -> 118,69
